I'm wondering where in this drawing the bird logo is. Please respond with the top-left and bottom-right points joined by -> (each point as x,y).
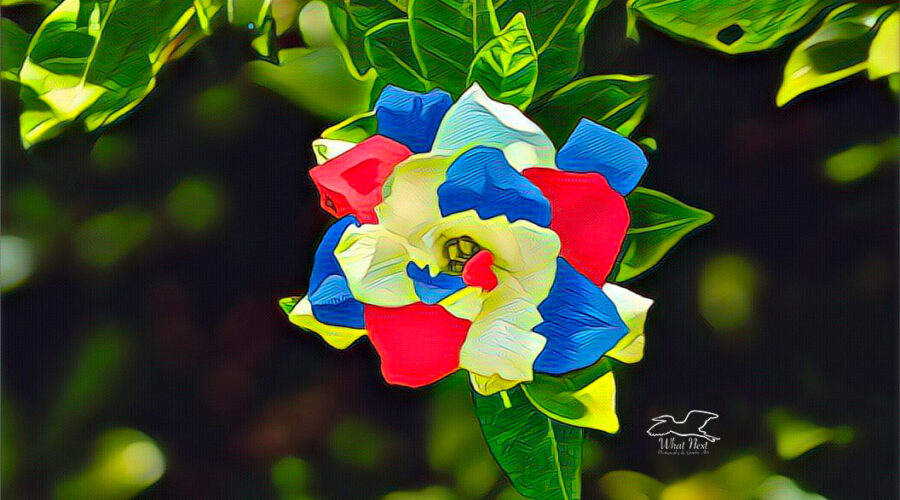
646,410 -> 720,442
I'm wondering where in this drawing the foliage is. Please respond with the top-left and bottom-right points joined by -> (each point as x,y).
628,0 -> 899,105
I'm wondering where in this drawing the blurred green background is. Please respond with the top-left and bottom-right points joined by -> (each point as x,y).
1,1 -> 897,499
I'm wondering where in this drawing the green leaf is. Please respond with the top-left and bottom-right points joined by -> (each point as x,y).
467,13 -> 537,109
251,16 -> 279,63
1,18 -> 30,82
323,0 -> 406,78
474,386 -> 583,500
193,0 -> 225,34
869,10 -> 899,80
17,0 -> 202,148
523,358 -> 621,433
613,187 -> 713,282
321,110 -> 378,142
530,74 -> 652,146
408,0 -> 498,95
226,0 -> 273,29
627,0 -> 835,54
496,0 -> 604,97
777,4 -> 895,106
365,19 -> 429,92
245,47 -> 375,120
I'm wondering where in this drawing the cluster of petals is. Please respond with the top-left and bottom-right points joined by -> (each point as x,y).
283,83 -> 654,395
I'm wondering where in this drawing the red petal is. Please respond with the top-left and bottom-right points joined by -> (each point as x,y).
364,303 -> 471,387
523,168 -> 629,285
462,250 -> 497,291
309,136 -> 412,223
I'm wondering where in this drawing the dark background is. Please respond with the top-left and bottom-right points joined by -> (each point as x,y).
2,3 -> 898,499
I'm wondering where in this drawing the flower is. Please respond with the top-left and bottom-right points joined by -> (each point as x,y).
282,84 -> 654,397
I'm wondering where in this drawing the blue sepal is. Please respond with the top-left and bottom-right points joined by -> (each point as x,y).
308,216 -> 365,329
437,146 -> 551,226
374,86 -> 453,153
556,119 -> 647,195
406,262 -> 466,305
534,258 -> 628,374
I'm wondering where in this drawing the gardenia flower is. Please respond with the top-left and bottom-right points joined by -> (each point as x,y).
282,84 -> 653,396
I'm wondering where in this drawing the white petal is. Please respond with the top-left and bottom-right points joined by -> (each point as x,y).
312,138 -> 355,164
334,223 -> 418,307
431,83 -> 556,171
602,283 -> 653,364
459,281 -> 547,384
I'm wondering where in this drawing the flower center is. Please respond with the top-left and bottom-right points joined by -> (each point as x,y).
443,236 -> 482,274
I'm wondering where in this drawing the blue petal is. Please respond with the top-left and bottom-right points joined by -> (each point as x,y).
374,85 -> 453,153
406,262 -> 466,305
556,118 -> 648,195
309,216 -> 365,329
534,258 -> 628,374
437,146 -> 551,226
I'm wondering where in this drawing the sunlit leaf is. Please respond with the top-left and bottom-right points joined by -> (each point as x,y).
365,19 -> 429,92
193,0 -> 225,34
44,326 -> 131,450
323,0 -> 405,77
54,428 -> 165,500
227,0 -> 269,28
777,4 -> 896,106
382,486 -> 456,500
1,18 -> 29,82
598,470 -> 665,500
767,409 -> 853,460
467,13 -> 537,109
18,0 -> 203,148
429,373 -> 500,498
495,0 -> 605,96
612,188 -> 713,283
868,10 -> 899,80
246,47 -> 374,120
408,0 -> 498,95
473,386 -> 583,500
271,456 -> 311,499
698,254 -> 760,333
73,207 -> 154,269
328,417 -> 390,469
298,0 -> 334,46
0,235 -> 36,292
1,394 -> 19,485
251,16 -> 279,63
165,175 -> 226,235
524,364 -> 620,434
627,0 -> 834,54
530,74 -> 652,145
90,132 -> 135,175
824,136 -> 899,183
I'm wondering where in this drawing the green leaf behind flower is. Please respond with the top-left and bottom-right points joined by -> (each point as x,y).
523,357 -> 620,433
613,188 -> 713,282
627,0 -> 835,54
365,19 -> 430,92
408,0 -> 498,95
777,4 -> 896,106
474,386 -> 583,500
530,75 -> 652,145
496,0 -> 605,97
1,18 -> 30,82
17,0 -> 202,148
324,0 -> 406,78
467,13 -> 537,109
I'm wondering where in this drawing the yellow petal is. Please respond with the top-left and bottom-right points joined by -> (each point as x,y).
524,372 -> 619,433
602,283 -> 653,364
284,296 -> 366,349
469,372 -> 520,395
